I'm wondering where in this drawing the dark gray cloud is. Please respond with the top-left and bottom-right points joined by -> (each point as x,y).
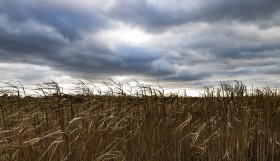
164,72 -> 211,82
1,0 -> 106,40
0,0 -> 280,89
0,26 -> 64,55
107,0 -> 280,32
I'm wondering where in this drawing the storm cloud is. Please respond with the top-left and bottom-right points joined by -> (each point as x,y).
0,0 -> 280,90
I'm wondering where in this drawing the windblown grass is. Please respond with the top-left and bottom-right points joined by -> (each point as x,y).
0,81 -> 280,160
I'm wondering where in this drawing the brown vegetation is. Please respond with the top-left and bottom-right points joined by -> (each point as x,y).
0,81 -> 280,160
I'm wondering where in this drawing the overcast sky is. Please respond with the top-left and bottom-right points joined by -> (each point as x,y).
0,0 -> 280,93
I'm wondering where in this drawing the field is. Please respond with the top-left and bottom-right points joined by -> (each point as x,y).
0,81 -> 280,161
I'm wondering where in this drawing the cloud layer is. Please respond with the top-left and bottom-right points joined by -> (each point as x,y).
0,0 -> 280,88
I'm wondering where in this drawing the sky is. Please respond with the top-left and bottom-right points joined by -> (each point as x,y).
0,0 -> 280,95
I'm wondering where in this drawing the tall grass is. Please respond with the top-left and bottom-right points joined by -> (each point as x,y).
0,81 -> 279,160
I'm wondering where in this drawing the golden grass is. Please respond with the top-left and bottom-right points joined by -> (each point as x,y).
0,81 -> 280,160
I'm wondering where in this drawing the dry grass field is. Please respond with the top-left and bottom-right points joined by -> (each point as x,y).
0,81 -> 280,161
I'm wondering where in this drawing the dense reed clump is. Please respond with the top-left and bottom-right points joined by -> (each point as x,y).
0,81 -> 280,161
